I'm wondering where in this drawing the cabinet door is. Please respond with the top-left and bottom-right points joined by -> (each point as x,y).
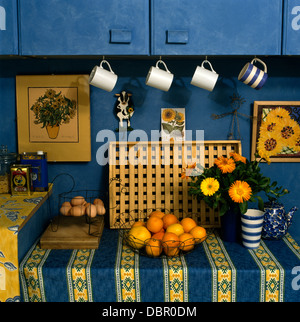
0,0 -> 18,55
151,0 -> 282,55
19,0 -> 149,55
283,0 -> 300,55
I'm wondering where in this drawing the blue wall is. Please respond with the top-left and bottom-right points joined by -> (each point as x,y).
1,56 -> 300,239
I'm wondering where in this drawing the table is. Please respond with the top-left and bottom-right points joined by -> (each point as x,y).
0,185 -> 52,302
19,227 -> 300,302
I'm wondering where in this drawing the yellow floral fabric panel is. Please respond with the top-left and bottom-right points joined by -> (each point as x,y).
0,189 -> 51,302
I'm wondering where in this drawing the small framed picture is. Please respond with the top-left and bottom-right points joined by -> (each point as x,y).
251,101 -> 300,162
161,108 -> 185,141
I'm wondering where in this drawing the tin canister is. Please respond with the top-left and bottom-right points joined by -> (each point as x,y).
0,146 -> 17,194
10,164 -> 33,196
20,151 -> 48,191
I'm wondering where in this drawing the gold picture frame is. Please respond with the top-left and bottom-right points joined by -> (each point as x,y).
16,75 -> 91,162
251,101 -> 300,162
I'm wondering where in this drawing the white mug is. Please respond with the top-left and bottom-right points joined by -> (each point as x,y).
145,60 -> 174,91
89,60 -> 118,92
190,60 -> 219,91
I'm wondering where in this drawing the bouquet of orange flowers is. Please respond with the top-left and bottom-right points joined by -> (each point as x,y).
184,152 -> 288,216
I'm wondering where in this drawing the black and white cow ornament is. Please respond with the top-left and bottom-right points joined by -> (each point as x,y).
114,91 -> 134,131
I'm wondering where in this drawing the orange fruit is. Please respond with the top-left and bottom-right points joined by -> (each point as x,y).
132,221 -> 146,228
179,233 -> 195,252
180,217 -> 197,233
190,226 -> 207,242
147,216 -> 164,233
166,223 -> 185,236
149,210 -> 165,219
152,228 -> 165,241
127,226 -> 151,249
145,238 -> 162,257
162,214 -> 179,229
162,232 -> 180,256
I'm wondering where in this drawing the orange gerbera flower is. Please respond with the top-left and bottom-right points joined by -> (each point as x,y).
214,156 -> 236,173
229,152 -> 246,164
228,180 -> 252,203
181,162 -> 196,180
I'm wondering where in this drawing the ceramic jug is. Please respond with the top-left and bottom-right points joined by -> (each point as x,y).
262,201 -> 297,240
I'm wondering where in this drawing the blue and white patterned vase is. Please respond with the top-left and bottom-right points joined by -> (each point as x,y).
262,201 -> 297,240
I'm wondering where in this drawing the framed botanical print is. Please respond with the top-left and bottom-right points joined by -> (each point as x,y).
161,108 -> 185,141
251,101 -> 300,162
16,75 -> 91,162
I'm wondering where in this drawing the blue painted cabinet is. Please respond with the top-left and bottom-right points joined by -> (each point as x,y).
282,0 -> 300,55
151,0 -> 283,55
0,0 -> 18,55
18,0 -> 149,56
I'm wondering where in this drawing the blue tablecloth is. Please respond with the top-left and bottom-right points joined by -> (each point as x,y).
19,228 -> 300,302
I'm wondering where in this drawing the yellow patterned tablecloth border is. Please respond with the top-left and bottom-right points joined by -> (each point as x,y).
203,232 -> 236,302
67,249 -> 95,302
163,255 -> 188,302
249,241 -> 284,302
19,244 -> 50,302
115,236 -> 140,302
284,233 -> 300,259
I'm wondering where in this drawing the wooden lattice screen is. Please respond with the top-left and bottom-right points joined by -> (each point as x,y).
109,140 -> 242,229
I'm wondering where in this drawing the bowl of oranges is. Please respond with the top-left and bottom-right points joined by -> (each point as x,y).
119,210 -> 207,257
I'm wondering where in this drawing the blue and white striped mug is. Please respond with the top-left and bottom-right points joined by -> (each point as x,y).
238,58 -> 268,90
241,209 -> 264,249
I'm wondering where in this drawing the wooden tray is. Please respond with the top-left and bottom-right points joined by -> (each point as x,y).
39,215 -> 104,249
109,140 -> 242,229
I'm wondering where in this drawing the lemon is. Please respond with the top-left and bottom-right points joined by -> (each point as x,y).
127,226 -> 151,249
166,223 -> 185,236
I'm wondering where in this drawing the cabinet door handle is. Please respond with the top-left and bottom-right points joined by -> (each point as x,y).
110,29 -> 132,44
166,30 -> 188,44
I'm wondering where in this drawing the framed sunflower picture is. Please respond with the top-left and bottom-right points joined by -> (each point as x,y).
161,108 -> 185,141
16,75 -> 91,162
251,101 -> 300,162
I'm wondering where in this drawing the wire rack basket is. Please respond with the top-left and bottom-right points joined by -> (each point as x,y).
50,189 -> 106,237
115,211 -> 207,258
